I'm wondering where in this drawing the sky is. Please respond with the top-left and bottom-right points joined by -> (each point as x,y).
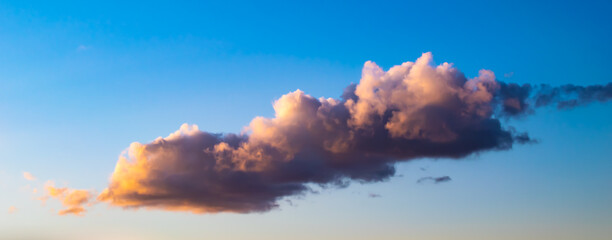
0,0 -> 611,239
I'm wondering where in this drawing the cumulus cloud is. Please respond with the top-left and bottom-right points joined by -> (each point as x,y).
417,176 -> 452,184
23,172 -> 36,181
42,181 -> 95,216
97,52 -> 611,214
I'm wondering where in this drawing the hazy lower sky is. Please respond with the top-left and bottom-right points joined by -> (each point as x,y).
1,1 -> 611,239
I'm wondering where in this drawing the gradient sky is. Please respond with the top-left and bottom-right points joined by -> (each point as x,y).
1,0 -> 611,239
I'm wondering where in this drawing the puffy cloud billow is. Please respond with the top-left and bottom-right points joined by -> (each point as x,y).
97,53 -> 611,214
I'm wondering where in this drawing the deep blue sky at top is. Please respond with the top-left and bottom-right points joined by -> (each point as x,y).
2,0 -> 611,79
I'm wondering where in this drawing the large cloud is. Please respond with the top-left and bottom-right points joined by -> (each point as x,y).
98,52 -> 610,214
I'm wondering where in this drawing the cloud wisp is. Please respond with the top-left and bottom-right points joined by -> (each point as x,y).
96,52 -> 611,215
368,193 -> 382,198
41,181 -> 95,216
8,206 -> 17,214
417,176 -> 452,184
497,82 -> 612,116
23,172 -> 36,181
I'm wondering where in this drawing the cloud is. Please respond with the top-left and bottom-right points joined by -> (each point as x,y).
417,176 -> 452,184
23,172 -> 36,181
42,181 -> 95,216
535,83 -> 612,109
368,193 -> 381,198
97,52 -> 611,214
8,206 -> 17,214
496,82 -> 612,117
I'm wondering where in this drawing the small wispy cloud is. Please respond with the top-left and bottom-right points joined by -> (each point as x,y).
40,181 -> 96,216
368,193 -> 381,198
23,172 -> 36,181
417,176 -> 452,184
8,206 -> 17,214
504,72 -> 514,78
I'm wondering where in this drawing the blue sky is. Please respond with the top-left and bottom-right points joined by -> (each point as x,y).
0,0 -> 611,239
